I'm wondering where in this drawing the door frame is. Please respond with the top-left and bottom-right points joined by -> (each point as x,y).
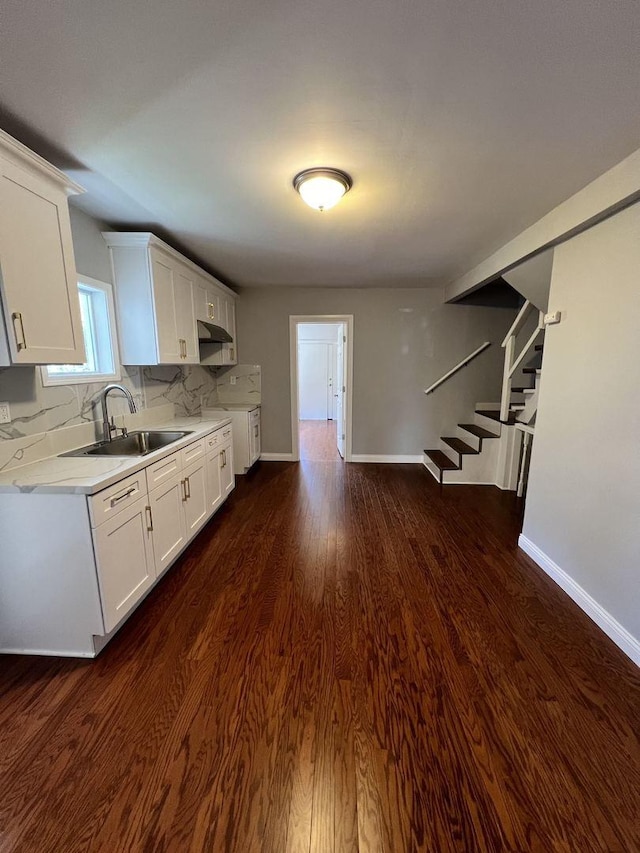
289,315 -> 354,462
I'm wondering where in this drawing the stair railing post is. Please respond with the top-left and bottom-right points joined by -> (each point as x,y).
500,335 -> 515,422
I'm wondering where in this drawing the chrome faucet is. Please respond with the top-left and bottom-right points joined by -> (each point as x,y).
100,384 -> 137,442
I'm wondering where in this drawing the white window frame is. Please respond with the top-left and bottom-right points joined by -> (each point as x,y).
41,276 -> 121,387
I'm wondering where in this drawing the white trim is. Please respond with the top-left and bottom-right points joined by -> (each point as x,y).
0,647 -> 95,658
260,452 -> 296,461
40,275 -> 122,387
0,128 -> 85,195
518,535 -> 640,668
352,454 -> 422,463
289,315 -> 354,463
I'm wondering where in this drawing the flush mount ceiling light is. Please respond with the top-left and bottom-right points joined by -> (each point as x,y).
293,167 -> 353,212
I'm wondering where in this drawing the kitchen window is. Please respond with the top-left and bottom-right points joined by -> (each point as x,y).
41,277 -> 121,386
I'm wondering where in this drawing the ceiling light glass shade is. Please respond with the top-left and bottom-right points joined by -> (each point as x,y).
293,168 -> 352,211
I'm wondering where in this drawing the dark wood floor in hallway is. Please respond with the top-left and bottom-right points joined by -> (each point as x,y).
1,461 -> 639,852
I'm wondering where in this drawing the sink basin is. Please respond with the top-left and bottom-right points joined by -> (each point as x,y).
61,430 -> 193,458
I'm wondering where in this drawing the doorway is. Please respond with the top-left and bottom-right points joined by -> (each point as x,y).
290,315 -> 353,462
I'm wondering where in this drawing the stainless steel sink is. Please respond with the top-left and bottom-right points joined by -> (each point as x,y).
60,430 -> 193,458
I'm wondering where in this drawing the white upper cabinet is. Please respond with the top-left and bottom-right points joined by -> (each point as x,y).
103,232 -> 235,366
0,129 -> 86,366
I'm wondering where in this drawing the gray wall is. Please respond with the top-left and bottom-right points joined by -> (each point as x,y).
0,207 -> 218,442
523,203 -> 640,643
236,287 -> 517,456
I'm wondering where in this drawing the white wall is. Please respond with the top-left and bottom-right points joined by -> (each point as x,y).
236,287 -> 516,456
522,203 -> 640,656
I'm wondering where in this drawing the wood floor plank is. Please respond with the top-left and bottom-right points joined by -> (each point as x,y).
0,450 -> 639,852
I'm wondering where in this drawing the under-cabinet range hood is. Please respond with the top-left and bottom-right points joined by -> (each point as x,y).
197,320 -> 233,343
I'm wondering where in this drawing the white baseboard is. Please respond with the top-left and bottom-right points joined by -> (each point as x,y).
518,535 -> 640,668
260,452 -> 296,461
351,454 -> 422,463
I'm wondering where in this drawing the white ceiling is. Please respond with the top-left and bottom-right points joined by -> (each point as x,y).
1,0 -> 639,289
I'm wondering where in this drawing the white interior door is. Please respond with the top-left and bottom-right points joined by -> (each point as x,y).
298,342 -> 330,419
336,328 -> 345,457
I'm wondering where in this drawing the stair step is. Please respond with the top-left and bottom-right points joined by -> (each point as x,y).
535,344 -> 544,351
476,410 -> 519,425
423,449 -> 460,471
523,367 -> 542,374
511,386 -> 533,393
442,437 -> 479,456
458,424 -> 499,440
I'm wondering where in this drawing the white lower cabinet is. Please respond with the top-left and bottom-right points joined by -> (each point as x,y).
182,456 -> 209,537
92,496 -> 156,634
207,447 -> 224,515
0,422 -> 236,657
148,473 -> 187,575
221,438 -> 235,498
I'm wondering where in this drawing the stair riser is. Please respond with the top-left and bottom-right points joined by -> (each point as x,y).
474,411 -> 503,433
455,425 -> 482,452
423,458 -> 443,484
439,438 -> 461,466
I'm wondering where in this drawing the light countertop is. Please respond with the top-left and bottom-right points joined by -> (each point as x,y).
203,403 -> 260,412
0,416 -> 232,496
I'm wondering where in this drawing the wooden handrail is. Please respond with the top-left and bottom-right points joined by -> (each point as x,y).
424,342 -> 491,395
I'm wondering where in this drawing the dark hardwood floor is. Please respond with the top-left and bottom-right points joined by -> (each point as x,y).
1,461 -> 639,852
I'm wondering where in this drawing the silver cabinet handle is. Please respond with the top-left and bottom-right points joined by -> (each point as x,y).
110,487 -> 136,507
181,479 -> 188,501
254,425 -> 259,437
145,505 -> 153,532
185,476 -> 191,498
11,312 -> 27,351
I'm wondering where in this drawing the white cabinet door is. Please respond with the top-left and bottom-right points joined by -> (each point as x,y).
174,264 -> 198,363
220,440 -> 235,498
183,457 -> 209,537
249,418 -> 261,465
92,496 -> 155,633
0,160 -> 85,365
206,448 -> 224,515
148,474 -> 187,575
150,252 -> 181,363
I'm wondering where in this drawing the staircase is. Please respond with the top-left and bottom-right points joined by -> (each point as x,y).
424,342 -> 544,487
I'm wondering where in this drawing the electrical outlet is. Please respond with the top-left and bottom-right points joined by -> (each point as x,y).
0,402 -> 11,424
230,376 -> 237,385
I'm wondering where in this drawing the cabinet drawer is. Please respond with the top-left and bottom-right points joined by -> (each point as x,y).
146,451 -> 181,490
205,430 -> 220,453
88,471 -> 147,528
220,425 -> 233,442
180,438 -> 205,467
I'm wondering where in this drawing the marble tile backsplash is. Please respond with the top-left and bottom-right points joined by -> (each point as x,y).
0,362 -> 261,473
215,364 -> 261,404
